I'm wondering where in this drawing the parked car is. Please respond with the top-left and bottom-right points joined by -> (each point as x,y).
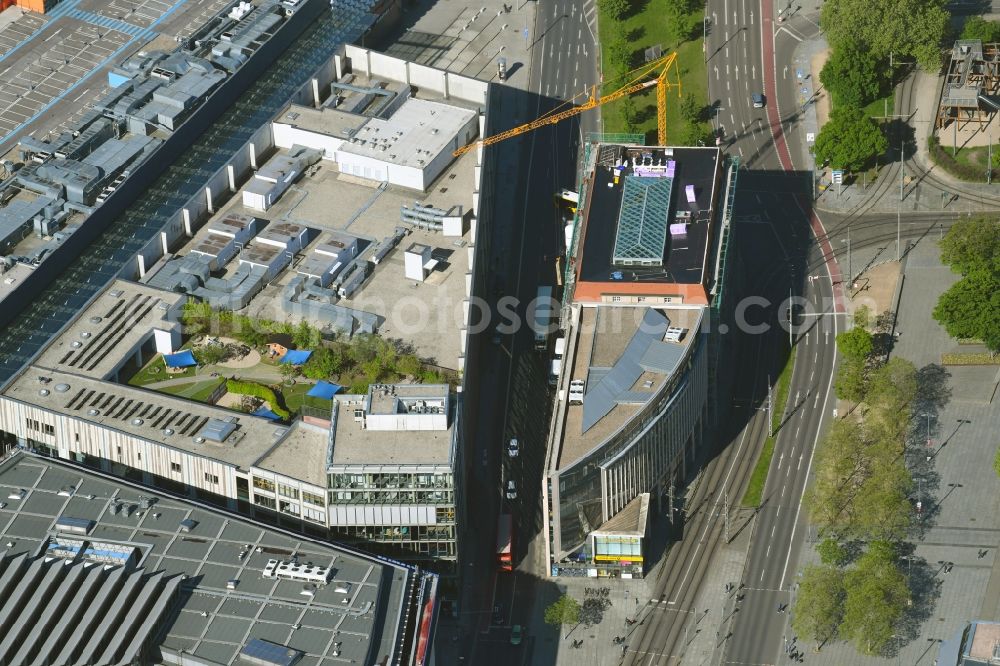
506,480 -> 517,500
508,438 -> 520,458
510,624 -> 523,645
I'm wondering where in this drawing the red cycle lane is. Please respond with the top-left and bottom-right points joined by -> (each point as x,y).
759,0 -> 846,314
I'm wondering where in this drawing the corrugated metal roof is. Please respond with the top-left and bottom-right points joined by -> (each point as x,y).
638,340 -> 684,375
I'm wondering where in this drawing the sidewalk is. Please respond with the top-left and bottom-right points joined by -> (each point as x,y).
783,32 -> 1000,215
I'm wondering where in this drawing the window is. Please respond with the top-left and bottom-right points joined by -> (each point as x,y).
636,296 -> 646,303
253,477 -> 275,493
170,462 -> 182,473
611,296 -> 622,303
74,433 -> 80,443
204,472 -> 219,484
302,490 -> 324,506
116,446 -> 122,456
42,424 -> 55,436
253,494 -> 276,510
277,483 -> 299,499
303,507 -> 325,524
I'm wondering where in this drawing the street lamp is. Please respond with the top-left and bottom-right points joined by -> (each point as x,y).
922,413 -> 934,447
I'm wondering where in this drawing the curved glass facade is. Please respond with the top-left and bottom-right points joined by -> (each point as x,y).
552,327 -> 708,559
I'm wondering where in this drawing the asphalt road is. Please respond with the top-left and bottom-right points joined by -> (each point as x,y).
459,0 -> 600,661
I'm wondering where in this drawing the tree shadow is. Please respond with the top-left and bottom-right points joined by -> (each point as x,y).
892,547 -> 943,649
883,118 -> 917,165
902,363 -> 952,538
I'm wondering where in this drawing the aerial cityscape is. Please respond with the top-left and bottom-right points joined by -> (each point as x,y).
0,0 -> 997,663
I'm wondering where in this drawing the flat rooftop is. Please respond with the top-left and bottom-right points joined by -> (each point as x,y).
31,279 -> 184,380
0,451 -> 412,666
330,396 -> 454,467
969,621 -> 1000,660
338,98 -> 477,170
556,305 -> 703,470
578,146 -> 721,287
182,141 -> 477,370
254,421 -> 330,487
3,367 -> 284,469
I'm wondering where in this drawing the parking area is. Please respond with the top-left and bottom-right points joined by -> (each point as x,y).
0,20 -> 128,140
0,9 -> 47,59
85,0 -> 176,28
164,0 -> 232,41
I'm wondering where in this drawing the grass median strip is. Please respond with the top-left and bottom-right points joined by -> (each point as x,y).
741,346 -> 797,508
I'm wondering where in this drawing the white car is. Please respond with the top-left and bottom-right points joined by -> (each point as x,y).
506,480 -> 517,500
568,379 -> 585,404
508,438 -> 520,458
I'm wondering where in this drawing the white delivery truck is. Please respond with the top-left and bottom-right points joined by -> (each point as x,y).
532,286 -> 555,351
549,336 -> 566,386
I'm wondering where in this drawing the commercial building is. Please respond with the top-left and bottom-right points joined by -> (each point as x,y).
0,44 -> 492,577
0,450 -> 437,666
0,282 -> 460,567
543,144 -> 737,577
939,621 -> 1000,665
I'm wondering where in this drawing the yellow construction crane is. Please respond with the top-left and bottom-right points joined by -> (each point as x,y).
452,51 -> 681,157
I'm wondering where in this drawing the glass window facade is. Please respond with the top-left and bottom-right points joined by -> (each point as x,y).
553,336 -> 706,559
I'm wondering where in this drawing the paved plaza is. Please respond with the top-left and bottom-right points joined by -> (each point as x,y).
778,239 -> 1000,666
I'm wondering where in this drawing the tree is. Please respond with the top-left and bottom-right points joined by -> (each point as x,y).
840,544 -> 910,655
836,326 -> 874,363
292,320 -> 321,349
852,304 -> 872,330
834,357 -> 866,402
279,362 -> 300,380
961,16 -> 1000,43
606,24 -> 634,77
807,419 -> 868,532
397,353 -> 422,378
819,39 -> 883,108
181,301 -> 214,337
598,0 -> 630,21
820,0 -> 948,70
663,0 -> 702,41
193,343 -> 228,366
679,93 -> 702,123
792,564 -> 845,647
544,595 -> 581,626
620,95 -> 640,134
994,445 -> 1000,479
932,268 -> 1000,352
303,346 -> 344,380
814,106 -> 887,173
938,216 -> 1000,276
817,537 -> 849,566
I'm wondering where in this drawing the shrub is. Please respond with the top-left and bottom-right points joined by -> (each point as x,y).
225,379 -> 290,420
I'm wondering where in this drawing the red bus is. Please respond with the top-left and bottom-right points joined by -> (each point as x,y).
497,514 -> 513,571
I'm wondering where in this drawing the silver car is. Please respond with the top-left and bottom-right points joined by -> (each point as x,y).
508,438 -> 520,458
506,480 -> 517,500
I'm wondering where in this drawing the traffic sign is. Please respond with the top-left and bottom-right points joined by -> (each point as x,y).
831,169 -> 844,185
